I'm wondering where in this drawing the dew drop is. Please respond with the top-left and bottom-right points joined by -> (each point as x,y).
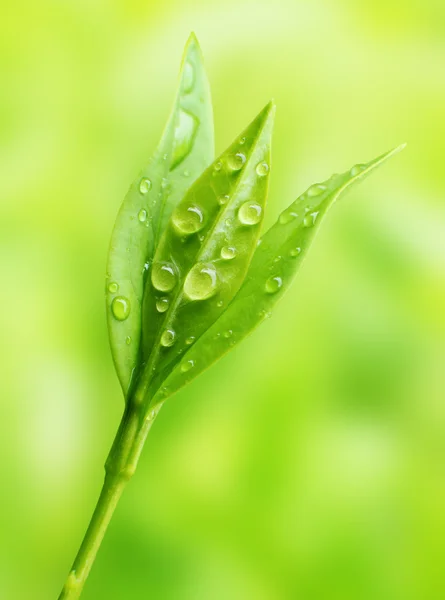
171,110 -> 199,170
350,164 -> 367,176
279,211 -> 298,225
156,297 -> 169,313
214,161 -> 222,172
181,359 -> 195,373
183,61 -> 194,93
265,276 -> 283,294
160,329 -> 176,347
126,336 -> 131,345
139,178 -> 152,194
138,209 -> 147,223
290,247 -> 301,257
108,282 -> 119,293
307,184 -> 327,197
218,194 -> 229,206
184,263 -> 218,301
217,300 -> 223,307
161,178 -> 168,189
111,296 -> 131,321
256,162 -> 269,177
238,201 -> 262,225
303,211 -> 319,228
172,204 -> 205,234
221,246 -> 236,260
239,136 -> 246,145
223,330 -> 233,338
151,262 -> 177,292
227,152 -> 246,171
225,218 -> 233,227
183,169 -> 190,177
185,336 -> 195,345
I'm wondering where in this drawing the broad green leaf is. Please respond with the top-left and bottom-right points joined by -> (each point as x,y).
106,34 -> 214,397
151,144 -> 406,407
134,101 -> 275,409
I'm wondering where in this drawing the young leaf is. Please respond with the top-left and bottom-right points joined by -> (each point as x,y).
106,34 -> 214,397
150,145 -> 406,406
134,102 -> 275,408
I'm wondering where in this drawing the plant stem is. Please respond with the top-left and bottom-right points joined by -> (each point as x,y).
58,402 -> 154,599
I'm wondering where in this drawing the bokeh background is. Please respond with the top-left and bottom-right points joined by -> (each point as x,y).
1,1 -> 444,598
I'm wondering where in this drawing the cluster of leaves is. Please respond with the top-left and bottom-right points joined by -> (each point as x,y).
106,34 -> 403,417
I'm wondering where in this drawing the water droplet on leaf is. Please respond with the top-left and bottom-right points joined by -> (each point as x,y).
307,184 -> 327,197
185,336 -> 195,345
125,336 -> 131,345
350,164 -> 367,176
256,162 -> 269,177
265,276 -> 283,294
139,178 -> 152,194
172,204 -> 205,234
183,61 -> 194,93
279,211 -> 298,225
221,246 -> 236,260
184,263 -> 218,301
181,359 -> 195,372
227,152 -> 246,171
171,110 -> 199,170
290,247 -> 301,257
218,194 -> 229,206
156,297 -> 169,313
151,262 -> 177,292
303,211 -> 319,228
160,329 -> 176,347
238,201 -> 262,225
108,282 -> 119,293
138,209 -> 147,223
111,296 -> 131,321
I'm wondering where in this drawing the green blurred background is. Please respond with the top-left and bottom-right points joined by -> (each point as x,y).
1,1 -> 444,598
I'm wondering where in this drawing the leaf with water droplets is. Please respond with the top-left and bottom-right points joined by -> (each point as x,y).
106,34 -> 214,397
151,145 -> 405,405
133,102 -> 275,410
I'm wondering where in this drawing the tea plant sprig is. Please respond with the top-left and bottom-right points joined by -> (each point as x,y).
58,34 -> 405,600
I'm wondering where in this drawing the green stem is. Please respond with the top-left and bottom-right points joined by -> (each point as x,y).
58,402 -> 154,600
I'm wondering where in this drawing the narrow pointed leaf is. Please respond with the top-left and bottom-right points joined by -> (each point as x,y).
106,34 -> 214,396
151,145 -> 405,406
136,102 -> 275,408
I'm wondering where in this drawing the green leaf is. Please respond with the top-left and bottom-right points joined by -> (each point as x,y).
151,144 -> 406,406
106,34 -> 214,397
133,101 -> 275,409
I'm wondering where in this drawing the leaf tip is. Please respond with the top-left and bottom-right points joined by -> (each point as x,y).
265,98 -> 276,115
185,31 -> 201,53
257,99 -> 276,129
392,142 -> 407,155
